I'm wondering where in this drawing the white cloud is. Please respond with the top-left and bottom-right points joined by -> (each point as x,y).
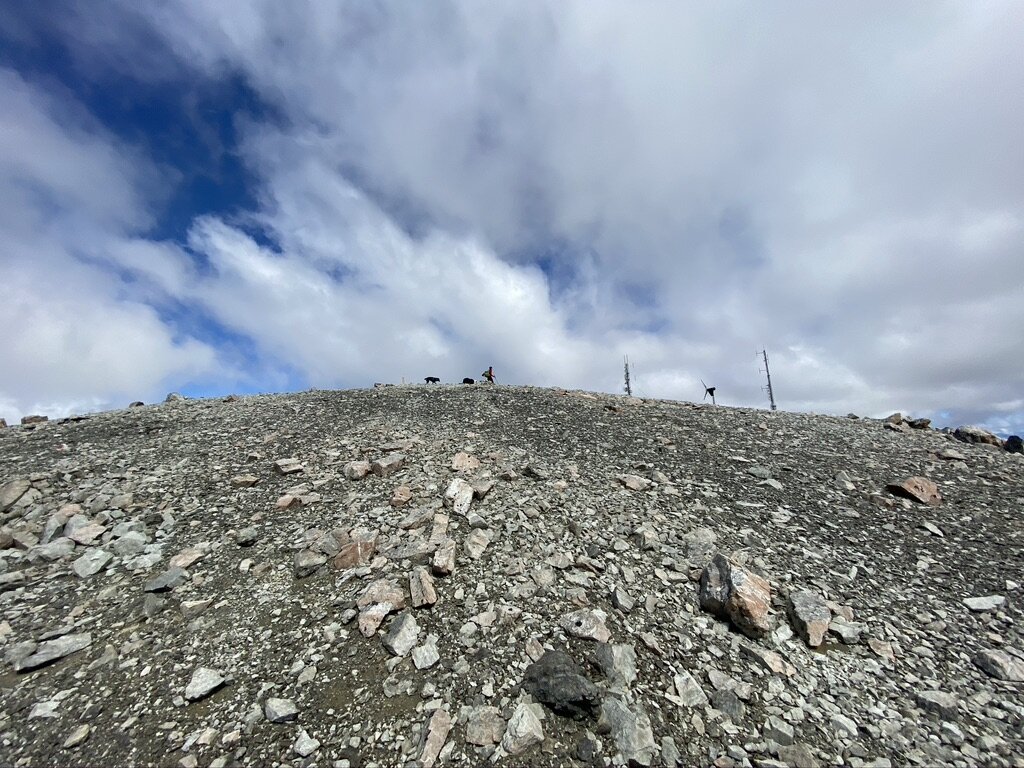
0,68 -> 222,422
4,3 -> 1024,435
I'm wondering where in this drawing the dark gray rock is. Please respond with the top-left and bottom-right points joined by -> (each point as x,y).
14,633 -> 92,672
523,650 -> 601,720
143,567 -> 188,593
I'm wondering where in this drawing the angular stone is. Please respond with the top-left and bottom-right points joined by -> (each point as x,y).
432,538 -> 456,575
67,523 -> 106,546
671,670 -> 707,707
358,603 -> 394,637
274,457 -> 303,475
963,595 -> 1005,612
598,697 -> 657,766
524,650 -> 602,719
185,667 -> 225,702
740,643 -> 796,676
0,479 -> 30,513
29,701 -> 58,719
412,635 -> 440,670
332,533 -> 377,570
410,566 -> 437,607
181,600 -> 213,620
764,715 -> 795,746
390,485 -> 413,507
31,538 -> 75,562
293,549 -> 327,578
399,507 -> 434,530
595,643 -> 637,691
777,744 -> 820,768
787,590 -> 831,647
681,527 -> 717,565
343,460 -> 371,480
466,706 -> 505,746
868,638 -> 895,663
954,425 -> 1002,446
828,616 -> 865,644
144,567 -> 189,592
465,528 -> 492,559
560,609 -> 611,642
616,474 -> 653,492
293,729 -> 319,757
112,531 -> 147,557
72,549 -> 112,578
444,478 -> 474,515
230,475 -> 258,488
63,724 -> 91,748
21,414 -> 48,425
419,707 -> 452,768
501,701 -> 544,755
1006,435 -> 1023,454
611,584 -> 635,613
451,452 -> 480,471
916,690 -> 957,718
236,527 -> 258,547
383,613 -> 420,657
711,688 -> 745,720
169,547 -> 205,569
831,713 -> 858,739
14,633 -> 92,672
699,554 -> 772,638
974,649 -> 1024,682
371,452 -> 405,476
264,697 -> 298,723
661,736 -> 680,767
886,476 -> 941,505
357,579 -> 406,609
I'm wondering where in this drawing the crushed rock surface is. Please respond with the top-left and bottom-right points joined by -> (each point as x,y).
1,385 -> 1022,767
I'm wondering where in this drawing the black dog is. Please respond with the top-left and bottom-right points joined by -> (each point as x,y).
462,377 -> 475,384
424,376 -> 440,384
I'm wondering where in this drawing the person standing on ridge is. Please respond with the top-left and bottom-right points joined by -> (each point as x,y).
481,366 -> 495,384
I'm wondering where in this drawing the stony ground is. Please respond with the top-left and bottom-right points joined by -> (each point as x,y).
1,385 -> 1022,768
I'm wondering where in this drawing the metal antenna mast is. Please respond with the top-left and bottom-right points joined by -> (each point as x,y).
760,349 -> 777,411
623,356 -> 632,397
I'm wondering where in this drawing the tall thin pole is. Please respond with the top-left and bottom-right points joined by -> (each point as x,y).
623,356 -> 632,396
761,349 -> 777,411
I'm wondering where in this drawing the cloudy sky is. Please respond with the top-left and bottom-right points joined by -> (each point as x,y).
2,2 -> 1022,434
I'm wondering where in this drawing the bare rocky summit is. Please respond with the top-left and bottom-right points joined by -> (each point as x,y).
1,385 -> 1022,767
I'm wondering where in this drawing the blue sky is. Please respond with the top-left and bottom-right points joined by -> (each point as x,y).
1,2 -> 1022,436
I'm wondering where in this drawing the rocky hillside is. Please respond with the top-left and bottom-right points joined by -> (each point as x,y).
1,385 -> 1021,768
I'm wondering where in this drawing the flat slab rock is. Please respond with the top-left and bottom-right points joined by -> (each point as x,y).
13,633 -> 92,672
185,667 -> 225,702
886,476 -> 942,505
